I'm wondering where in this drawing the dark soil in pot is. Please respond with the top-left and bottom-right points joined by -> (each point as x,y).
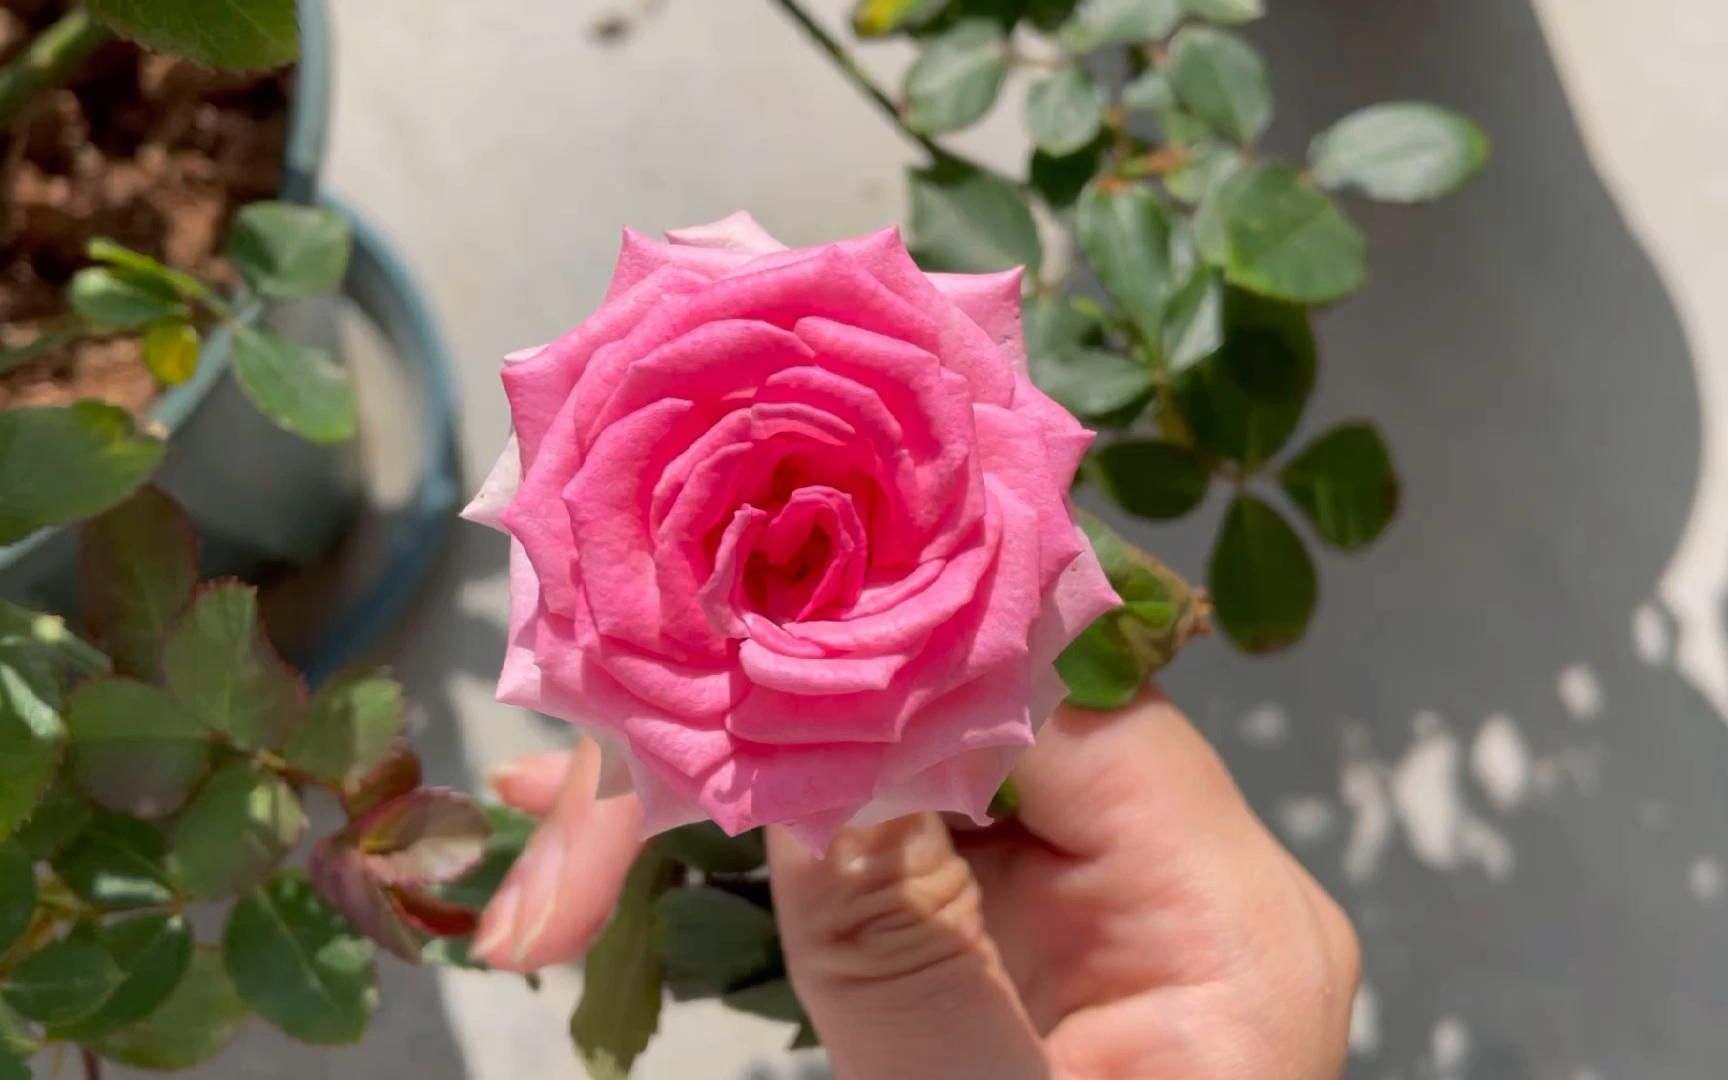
0,0 -> 290,412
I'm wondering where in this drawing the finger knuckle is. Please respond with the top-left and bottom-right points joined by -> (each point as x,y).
805,836 -> 989,987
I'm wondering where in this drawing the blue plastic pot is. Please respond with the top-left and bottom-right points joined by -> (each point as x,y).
0,0 -> 461,682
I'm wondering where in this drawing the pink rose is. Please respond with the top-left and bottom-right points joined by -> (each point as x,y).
465,212 -> 1119,850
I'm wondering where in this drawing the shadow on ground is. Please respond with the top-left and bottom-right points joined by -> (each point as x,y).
1102,0 -> 1728,1076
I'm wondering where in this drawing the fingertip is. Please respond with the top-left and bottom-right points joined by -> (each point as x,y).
489,745 -> 594,817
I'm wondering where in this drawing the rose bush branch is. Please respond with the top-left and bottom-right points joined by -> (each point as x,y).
0,10 -> 110,130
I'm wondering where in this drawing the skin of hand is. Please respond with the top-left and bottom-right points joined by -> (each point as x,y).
471,690 -> 1361,1080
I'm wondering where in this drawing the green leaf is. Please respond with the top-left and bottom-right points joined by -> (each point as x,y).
0,608 -> 108,684
852,0 -> 948,36
1309,101 -> 1490,204
86,239 -> 216,306
1158,106 -> 1215,150
653,887 -> 782,997
171,762 -> 306,901
79,486 -> 198,681
0,1016 -> 27,1078
0,661 -> 64,845
902,20 -> 1008,135
1090,440 -> 1210,519
2,932 -> 121,1026
230,325 -> 358,445
1170,287 -> 1314,467
1214,164 -> 1365,304
1122,68 -> 1175,112
1164,141 -> 1242,204
1029,0 -> 1081,31
434,803 -> 535,911
1026,68 -> 1106,156
63,661 -> 178,741
1279,422 -> 1399,550
162,582 -> 305,750
91,946 -> 248,1070
14,779 -> 90,862
0,1001 -> 31,1060
653,823 -> 766,876
0,403 -> 165,546
1208,494 -> 1315,651
1030,347 -> 1157,420
1023,293 -> 1103,362
85,0 -> 298,69
1181,0 -> 1263,23
0,842 -> 32,957
571,848 -> 677,1080
282,670 -> 404,786
141,320 -> 200,386
227,203 -> 353,299
1059,0 -> 1182,50
48,915 -> 192,1041
907,162 -> 1042,274
1166,27 -> 1269,144
1162,268 -> 1223,373
1077,180 -> 1176,347
1065,508 -> 1210,690
66,678 -> 209,820
722,979 -> 809,1025
1056,618 -> 1145,709
1030,138 -> 1105,212
225,872 -> 378,1045
53,810 -> 174,911
67,268 -> 186,330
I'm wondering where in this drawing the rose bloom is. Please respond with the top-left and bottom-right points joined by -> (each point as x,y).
465,213 -> 1118,850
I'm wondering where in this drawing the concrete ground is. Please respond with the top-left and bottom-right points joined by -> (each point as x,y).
116,0 -> 1728,1076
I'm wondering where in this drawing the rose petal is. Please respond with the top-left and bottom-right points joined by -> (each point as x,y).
929,268 -> 1026,374
666,211 -> 788,254
504,267 -> 707,469
462,432 -> 520,531
837,227 -> 1016,407
607,227 -> 760,301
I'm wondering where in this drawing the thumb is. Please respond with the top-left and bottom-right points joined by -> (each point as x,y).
767,815 -> 1048,1080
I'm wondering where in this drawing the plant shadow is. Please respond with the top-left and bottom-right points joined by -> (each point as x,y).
1098,0 -> 1728,1076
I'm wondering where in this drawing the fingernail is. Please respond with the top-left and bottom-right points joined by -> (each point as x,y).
510,818 -> 569,967
484,762 -> 524,794
471,875 -> 522,961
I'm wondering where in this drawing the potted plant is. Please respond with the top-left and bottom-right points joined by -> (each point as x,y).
0,5 -> 491,1076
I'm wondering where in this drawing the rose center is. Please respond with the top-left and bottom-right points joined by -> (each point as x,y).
738,484 -> 866,624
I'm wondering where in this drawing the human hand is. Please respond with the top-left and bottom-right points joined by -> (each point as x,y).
471,691 -> 1360,1080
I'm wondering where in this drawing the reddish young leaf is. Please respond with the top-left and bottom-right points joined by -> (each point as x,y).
338,744 -> 421,818
308,835 -> 421,962
391,888 -> 478,939
80,487 -> 198,679
353,788 -> 491,887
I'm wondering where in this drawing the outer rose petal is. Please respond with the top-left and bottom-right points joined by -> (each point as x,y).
461,346 -> 544,529
929,268 -> 1026,374
462,432 -> 519,532
606,228 -> 760,301
666,211 -> 788,254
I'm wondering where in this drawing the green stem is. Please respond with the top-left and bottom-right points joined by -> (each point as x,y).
0,10 -> 112,131
767,0 -> 944,161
